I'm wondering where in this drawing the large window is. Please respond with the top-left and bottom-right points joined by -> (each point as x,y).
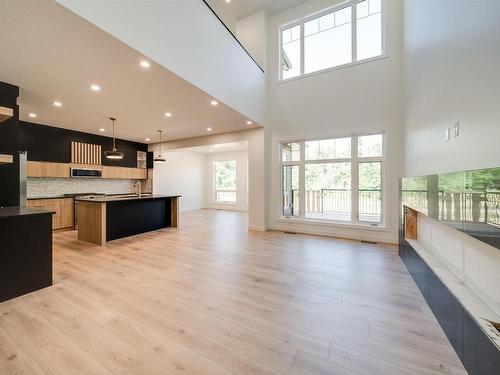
281,134 -> 384,224
213,160 -> 237,203
280,0 -> 383,80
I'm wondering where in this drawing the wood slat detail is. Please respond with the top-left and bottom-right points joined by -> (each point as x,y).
71,141 -> 101,165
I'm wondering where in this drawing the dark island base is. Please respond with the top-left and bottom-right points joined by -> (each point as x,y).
77,195 -> 179,245
0,209 -> 53,303
399,232 -> 500,375
107,198 -> 171,241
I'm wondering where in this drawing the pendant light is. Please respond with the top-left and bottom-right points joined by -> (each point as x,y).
105,117 -> 124,160
154,130 -> 166,163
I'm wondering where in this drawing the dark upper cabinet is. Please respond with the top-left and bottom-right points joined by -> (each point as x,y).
0,81 -> 20,207
19,122 -> 147,168
146,151 -> 154,169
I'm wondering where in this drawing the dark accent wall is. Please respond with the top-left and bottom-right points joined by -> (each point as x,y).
0,81 -> 20,207
19,121 -> 148,168
146,151 -> 154,169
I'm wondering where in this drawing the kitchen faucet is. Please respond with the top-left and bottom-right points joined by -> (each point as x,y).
133,180 -> 142,197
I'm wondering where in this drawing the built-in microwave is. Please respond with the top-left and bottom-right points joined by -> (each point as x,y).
70,168 -> 102,178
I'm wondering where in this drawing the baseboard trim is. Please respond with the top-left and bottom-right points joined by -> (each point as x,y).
268,224 -> 398,244
248,225 -> 267,232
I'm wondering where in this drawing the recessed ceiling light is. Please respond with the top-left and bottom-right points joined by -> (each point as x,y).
99,128 -> 105,132
225,0 -> 231,3
165,112 -> 172,117
28,113 -> 37,118
90,84 -> 101,91
246,120 -> 253,125
140,60 -> 150,68
145,137 -> 150,142
210,100 -> 218,106
207,127 -> 213,132
53,101 -> 62,107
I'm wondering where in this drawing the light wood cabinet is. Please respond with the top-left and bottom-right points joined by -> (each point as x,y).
0,106 -> 13,124
102,166 -> 147,180
128,167 -> 148,180
27,162 -> 146,180
27,197 -> 74,230
27,161 -> 70,178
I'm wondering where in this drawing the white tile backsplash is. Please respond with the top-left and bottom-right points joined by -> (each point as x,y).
27,178 -> 136,198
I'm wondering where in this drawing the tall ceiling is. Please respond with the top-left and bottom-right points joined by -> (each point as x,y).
207,0 -> 307,22
0,0 -> 260,144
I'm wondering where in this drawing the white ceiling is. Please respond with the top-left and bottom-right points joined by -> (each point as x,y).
208,0 -> 307,21
170,141 -> 248,154
0,0 -> 260,144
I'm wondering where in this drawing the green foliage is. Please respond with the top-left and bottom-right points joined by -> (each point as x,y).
402,167 -> 500,193
213,161 -> 236,190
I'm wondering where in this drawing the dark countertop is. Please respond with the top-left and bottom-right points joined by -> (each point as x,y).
75,194 -> 181,203
28,196 -> 71,200
27,193 -> 153,200
0,206 -> 55,219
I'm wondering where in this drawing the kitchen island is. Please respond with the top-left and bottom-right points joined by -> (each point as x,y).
76,195 -> 180,245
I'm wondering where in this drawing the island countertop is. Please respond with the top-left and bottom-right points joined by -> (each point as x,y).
75,194 -> 181,203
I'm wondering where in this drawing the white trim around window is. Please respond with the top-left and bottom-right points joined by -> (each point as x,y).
279,132 -> 387,229
212,160 -> 237,205
279,0 -> 386,82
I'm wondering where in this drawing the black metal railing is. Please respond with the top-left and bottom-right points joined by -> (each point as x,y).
201,0 -> 265,73
402,190 -> 500,226
283,188 -> 381,219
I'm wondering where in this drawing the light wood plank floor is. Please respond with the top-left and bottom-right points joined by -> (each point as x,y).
0,209 -> 467,375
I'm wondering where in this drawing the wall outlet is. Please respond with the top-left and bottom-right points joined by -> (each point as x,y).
453,122 -> 460,137
445,128 -> 450,141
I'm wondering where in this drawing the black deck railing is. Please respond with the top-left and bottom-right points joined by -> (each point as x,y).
402,190 -> 500,226
283,188 -> 381,218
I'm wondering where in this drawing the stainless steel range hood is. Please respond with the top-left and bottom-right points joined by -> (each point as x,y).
0,106 -> 13,124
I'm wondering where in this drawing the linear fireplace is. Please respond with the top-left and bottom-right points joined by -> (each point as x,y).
400,167 -> 500,375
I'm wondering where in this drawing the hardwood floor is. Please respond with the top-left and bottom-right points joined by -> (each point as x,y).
0,209 -> 467,374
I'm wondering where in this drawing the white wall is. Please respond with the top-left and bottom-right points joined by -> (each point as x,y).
152,150 -> 206,213
265,0 -> 404,243
418,213 -> 500,316
404,0 -> 500,177
236,11 -> 267,69
56,0 -> 266,125
205,150 -> 248,211
152,128 -> 266,231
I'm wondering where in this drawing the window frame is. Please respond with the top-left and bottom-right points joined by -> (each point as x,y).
212,160 -> 238,205
279,0 -> 386,82
280,132 -> 386,227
